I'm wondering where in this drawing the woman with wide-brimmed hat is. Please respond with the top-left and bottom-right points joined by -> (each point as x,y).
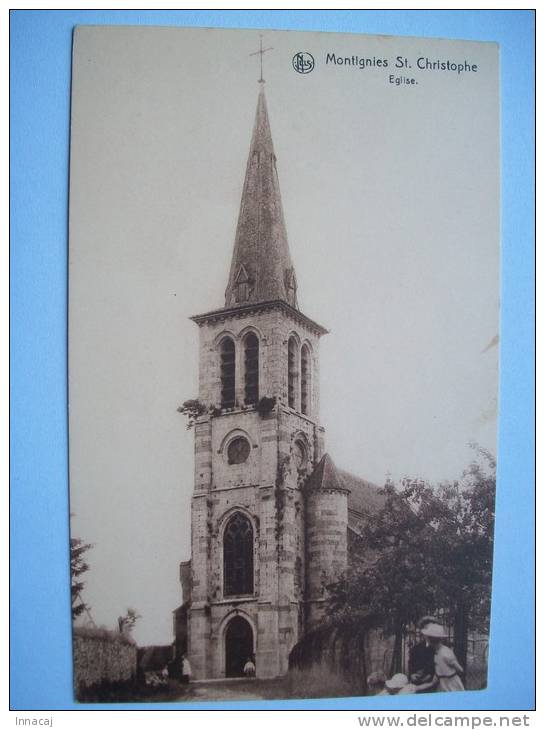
421,623 -> 465,692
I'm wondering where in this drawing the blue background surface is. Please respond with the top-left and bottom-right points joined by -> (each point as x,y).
10,10 -> 535,711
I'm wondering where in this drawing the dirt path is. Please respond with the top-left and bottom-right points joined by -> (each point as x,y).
174,678 -> 288,703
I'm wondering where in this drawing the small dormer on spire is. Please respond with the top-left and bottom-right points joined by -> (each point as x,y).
225,83 -> 299,310
233,263 -> 251,303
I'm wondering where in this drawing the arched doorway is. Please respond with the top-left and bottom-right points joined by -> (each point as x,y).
225,615 -> 254,678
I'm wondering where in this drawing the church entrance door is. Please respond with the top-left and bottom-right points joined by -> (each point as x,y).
225,615 -> 253,678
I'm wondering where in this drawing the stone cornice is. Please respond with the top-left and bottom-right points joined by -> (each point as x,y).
190,299 -> 328,337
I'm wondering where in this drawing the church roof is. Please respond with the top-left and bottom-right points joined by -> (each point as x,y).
306,453 -> 386,527
305,453 -> 349,494
224,85 -> 298,310
338,468 -> 386,529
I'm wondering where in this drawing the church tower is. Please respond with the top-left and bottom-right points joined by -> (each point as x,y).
186,82 -> 334,680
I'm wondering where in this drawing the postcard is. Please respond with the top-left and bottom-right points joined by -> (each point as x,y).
68,25 -> 499,702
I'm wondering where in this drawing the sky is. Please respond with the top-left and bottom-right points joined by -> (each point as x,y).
68,26 -> 499,646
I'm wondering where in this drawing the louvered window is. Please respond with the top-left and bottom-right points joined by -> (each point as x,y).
288,336 -> 298,409
244,333 -> 259,405
301,344 -> 311,415
220,338 -> 236,408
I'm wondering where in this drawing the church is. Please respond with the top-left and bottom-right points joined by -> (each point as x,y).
176,79 -> 383,681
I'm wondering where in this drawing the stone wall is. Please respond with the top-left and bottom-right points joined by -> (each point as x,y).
305,488 -> 348,628
188,301 -> 327,679
195,305 -> 322,420
73,627 -> 137,696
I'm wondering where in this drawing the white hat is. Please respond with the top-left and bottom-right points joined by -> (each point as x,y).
421,623 -> 447,639
385,673 -> 409,690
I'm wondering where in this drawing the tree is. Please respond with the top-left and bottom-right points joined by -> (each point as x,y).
118,608 -> 141,635
70,537 -> 94,620
327,446 -> 496,672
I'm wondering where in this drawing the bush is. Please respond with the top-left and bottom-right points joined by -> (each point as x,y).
177,399 -> 207,429
257,396 -> 276,417
73,625 -> 135,646
76,677 -> 184,703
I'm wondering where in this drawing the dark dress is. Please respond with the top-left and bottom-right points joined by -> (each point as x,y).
408,640 -> 435,681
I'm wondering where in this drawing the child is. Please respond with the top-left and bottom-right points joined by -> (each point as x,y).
243,657 -> 256,678
367,670 -> 386,695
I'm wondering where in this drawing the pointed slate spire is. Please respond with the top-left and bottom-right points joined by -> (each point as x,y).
225,86 -> 298,309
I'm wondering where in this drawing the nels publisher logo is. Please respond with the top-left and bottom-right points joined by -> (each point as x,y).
292,52 -> 314,74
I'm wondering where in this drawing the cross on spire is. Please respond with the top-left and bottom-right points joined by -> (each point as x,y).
249,35 -> 273,84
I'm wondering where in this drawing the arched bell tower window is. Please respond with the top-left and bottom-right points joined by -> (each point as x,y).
223,512 -> 254,596
220,337 -> 236,408
288,336 -> 299,409
244,333 -> 259,405
301,344 -> 311,415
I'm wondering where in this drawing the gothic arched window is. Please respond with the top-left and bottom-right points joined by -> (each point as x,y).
288,336 -> 299,409
301,344 -> 311,415
223,513 -> 254,596
244,333 -> 259,406
220,337 -> 236,408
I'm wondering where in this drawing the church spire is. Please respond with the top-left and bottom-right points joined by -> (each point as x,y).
225,85 -> 298,310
